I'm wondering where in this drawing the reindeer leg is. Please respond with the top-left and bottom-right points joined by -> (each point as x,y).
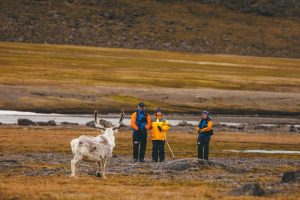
101,157 -> 107,179
96,161 -> 101,177
71,156 -> 80,177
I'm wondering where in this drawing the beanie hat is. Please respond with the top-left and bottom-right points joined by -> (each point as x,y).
202,111 -> 209,116
155,107 -> 162,113
138,102 -> 145,107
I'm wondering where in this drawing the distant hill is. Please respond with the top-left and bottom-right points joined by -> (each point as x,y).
0,0 -> 299,58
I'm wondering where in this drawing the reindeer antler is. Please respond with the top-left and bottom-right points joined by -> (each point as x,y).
94,110 -> 106,131
113,109 -> 125,130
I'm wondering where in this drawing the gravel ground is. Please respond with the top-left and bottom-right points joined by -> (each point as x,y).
1,152 -> 299,196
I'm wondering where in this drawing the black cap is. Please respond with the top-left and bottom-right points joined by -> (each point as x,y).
138,102 -> 145,107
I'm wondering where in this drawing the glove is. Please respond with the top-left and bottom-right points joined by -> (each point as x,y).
157,126 -> 162,132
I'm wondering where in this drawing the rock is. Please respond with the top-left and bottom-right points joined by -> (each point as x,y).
36,120 -> 56,126
86,119 -> 112,128
281,171 -> 300,183
177,121 -> 192,127
163,158 -> 211,171
167,28 -> 176,32
36,121 -> 49,126
289,125 -> 297,132
60,122 -> 79,126
254,124 -> 274,130
185,25 -> 193,30
47,120 -> 56,126
163,158 -> 195,171
218,122 -> 246,130
100,119 -> 112,128
17,118 -> 36,126
119,125 -> 131,131
230,183 -> 265,196
86,120 -> 95,127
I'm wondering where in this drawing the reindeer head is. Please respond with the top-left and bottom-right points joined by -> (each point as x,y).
94,109 -> 125,135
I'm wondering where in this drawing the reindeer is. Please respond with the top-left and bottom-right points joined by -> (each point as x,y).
70,109 -> 125,178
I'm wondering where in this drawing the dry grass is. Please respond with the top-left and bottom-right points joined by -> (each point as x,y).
0,175 -> 227,200
1,126 -> 299,159
0,126 -> 299,199
0,42 -> 299,114
1,42 -> 299,91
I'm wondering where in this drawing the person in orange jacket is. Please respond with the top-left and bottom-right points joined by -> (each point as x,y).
151,108 -> 170,162
196,111 -> 214,160
130,102 -> 151,162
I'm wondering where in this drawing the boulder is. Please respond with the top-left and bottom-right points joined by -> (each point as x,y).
163,158 -> 211,171
163,158 -> 195,171
36,121 -> 49,126
100,119 -> 112,128
281,171 -> 300,183
17,118 -> 36,126
119,125 -> 131,131
86,119 -> 112,128
230,183 -> 265,196
60,122 -> 79,126
36,120 -> 56,126
47,120 -> 56,126
86,120 -> 95,127
177,121 -> 192,127
288,125 -> 297,132
254,124 -> 273,130
218,122 -> 246,130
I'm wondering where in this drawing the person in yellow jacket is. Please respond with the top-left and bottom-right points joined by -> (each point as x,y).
151,108 -> 170,162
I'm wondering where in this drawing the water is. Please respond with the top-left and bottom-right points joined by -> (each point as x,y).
0,110 -> 197,126
224,150 -> 300,154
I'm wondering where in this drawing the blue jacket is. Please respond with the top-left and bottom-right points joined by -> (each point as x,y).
198,118 -> 213,138
130,110 -> 151,134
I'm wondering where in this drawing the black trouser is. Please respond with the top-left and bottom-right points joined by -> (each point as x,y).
152,140 -> 165,162
133,130 -> 147,161
198,136 -> 210,160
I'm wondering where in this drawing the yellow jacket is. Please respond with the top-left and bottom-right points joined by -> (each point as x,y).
151,116 -> 170,140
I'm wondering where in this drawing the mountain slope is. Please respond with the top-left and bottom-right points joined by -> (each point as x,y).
0,0 -> 299,58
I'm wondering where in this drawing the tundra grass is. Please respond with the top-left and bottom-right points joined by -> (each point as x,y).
0,126 -> 299,159
0,126 -> 299,200
0,42 -> 300,114
0,42 -> 299,91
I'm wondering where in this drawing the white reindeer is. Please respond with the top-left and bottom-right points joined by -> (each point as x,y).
70,109 -> 125,178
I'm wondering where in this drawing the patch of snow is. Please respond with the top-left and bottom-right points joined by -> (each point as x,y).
224,150 -> 300,154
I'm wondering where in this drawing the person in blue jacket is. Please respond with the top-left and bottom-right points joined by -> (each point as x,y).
196,111 -> 214,160
130,102 -> 151,162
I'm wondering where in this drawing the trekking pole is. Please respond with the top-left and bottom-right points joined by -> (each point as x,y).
159,122 -> 175,159
163,135 -> 176,159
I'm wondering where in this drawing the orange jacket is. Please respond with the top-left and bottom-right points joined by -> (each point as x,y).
130,111 -> 151,131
